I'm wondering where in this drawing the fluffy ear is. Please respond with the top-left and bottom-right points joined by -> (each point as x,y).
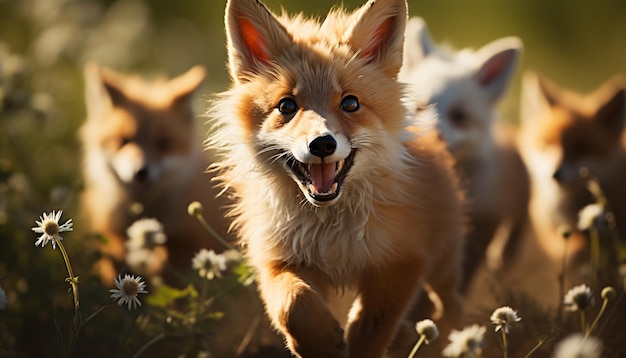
346,0 -> 408,78
474,37 -> 522,102
168,65 -> 206,115
224,0 -> 292,84
520,70 -> 556,123
402,17 -> 435,72
98,66 -> 130,109
83,62 -> 127,118
592,74 -> 626,134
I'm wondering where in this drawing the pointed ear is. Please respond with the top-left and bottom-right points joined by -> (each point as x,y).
346,0 -> 408,78
168,65 -> 206,115
83,62 -> 128,118
225,0 -> 292,83
520,70 -> 555,123
592,74 -> 626,133
402,17 -> 435,72
474,36 -> 522,102
95,66 -> 130,109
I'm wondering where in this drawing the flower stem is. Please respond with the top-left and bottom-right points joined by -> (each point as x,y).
501,329 -> 508,358
407,335 -> 426,358
585,297 -> 609,338
54,237 -> 80,358
579,310 -> 587,333
524,338 -> 546,358
55,238 -> 79,319
590,227 -> 600,287
192,211 -> 237,252
197,276 -> 209,317
133,331 -> 166,358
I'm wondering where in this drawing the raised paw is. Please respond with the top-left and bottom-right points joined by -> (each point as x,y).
288,318 -> 346,358
285,298 -> 347,358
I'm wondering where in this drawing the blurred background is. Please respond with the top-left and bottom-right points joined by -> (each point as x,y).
0,0 -> 625,356
1,0 -> 625,199
1,0 -> 626,196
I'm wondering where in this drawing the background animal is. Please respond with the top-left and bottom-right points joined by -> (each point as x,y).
517,71 -> 626,291
80,64 -> 231,283
400,17 -> 529,291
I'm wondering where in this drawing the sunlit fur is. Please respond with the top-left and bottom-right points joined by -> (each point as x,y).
400,17 -> 529,289
207,0 -> 465,357
518,71 -> 626,279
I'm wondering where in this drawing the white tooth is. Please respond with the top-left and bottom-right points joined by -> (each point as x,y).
331,182 -> 338,192
308,183 -> 316,195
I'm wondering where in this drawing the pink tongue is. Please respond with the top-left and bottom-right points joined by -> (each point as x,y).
309,162 -> 336,193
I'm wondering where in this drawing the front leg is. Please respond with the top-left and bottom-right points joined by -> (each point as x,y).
346,260 -> 424,358
256,263 -> 346,358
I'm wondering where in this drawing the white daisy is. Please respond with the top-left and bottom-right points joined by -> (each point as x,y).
109,274 -> 147,310
192,249 -> 228,280
442,324 -> 486,358
564,284 -> 594,312
31,210 -> 73,249
577,203 -> 604,231
553,333 -> 603,358
490,306 -> 521,333
126,218 -> 167,250
415,319 -> 439,344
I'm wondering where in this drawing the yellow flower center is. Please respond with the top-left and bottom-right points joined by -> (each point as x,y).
122,279 -> 139,296
44,221 -> 59,236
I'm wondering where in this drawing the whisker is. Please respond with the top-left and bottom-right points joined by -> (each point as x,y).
257,145 -> 281,156
269,151 -> 291,165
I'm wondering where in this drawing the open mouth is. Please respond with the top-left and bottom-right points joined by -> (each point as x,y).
285,150 -> 356,203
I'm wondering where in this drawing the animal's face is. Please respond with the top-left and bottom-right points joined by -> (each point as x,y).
407,60 -> 494,160
400,17 -> 521,162
83,65 -> 206,189
219,0 -> 409,207
519,71 -> 626,191
98,104 -> 193,186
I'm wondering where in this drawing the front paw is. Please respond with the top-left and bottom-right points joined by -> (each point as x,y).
286,299 -> 346,358
288,317 -> 346,358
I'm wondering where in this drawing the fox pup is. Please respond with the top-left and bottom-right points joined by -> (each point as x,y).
518,71 -> 626,275
80,64 -> 230,282
400,17 -> 529,290
208,0 -> 465,357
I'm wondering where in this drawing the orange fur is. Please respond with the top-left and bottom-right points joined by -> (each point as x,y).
208,0 -> 465,357
518,71 -> 626,284
80,64 -> 230,282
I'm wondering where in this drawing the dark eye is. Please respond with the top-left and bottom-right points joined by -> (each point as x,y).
416,104 -> 429,113
340,95 -> 360,112
120,137 -> 131,147
448,108 -> 467,126
277,98 -> 298,115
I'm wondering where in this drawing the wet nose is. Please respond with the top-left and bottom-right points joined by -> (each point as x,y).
552,167 -> 564,183
309,135 -> 337,159
135,167 -> 149,182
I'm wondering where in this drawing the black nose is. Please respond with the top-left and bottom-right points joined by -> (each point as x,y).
135,167 -> 149,182
552,167 -> 563,183
309,135 -> 337,158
